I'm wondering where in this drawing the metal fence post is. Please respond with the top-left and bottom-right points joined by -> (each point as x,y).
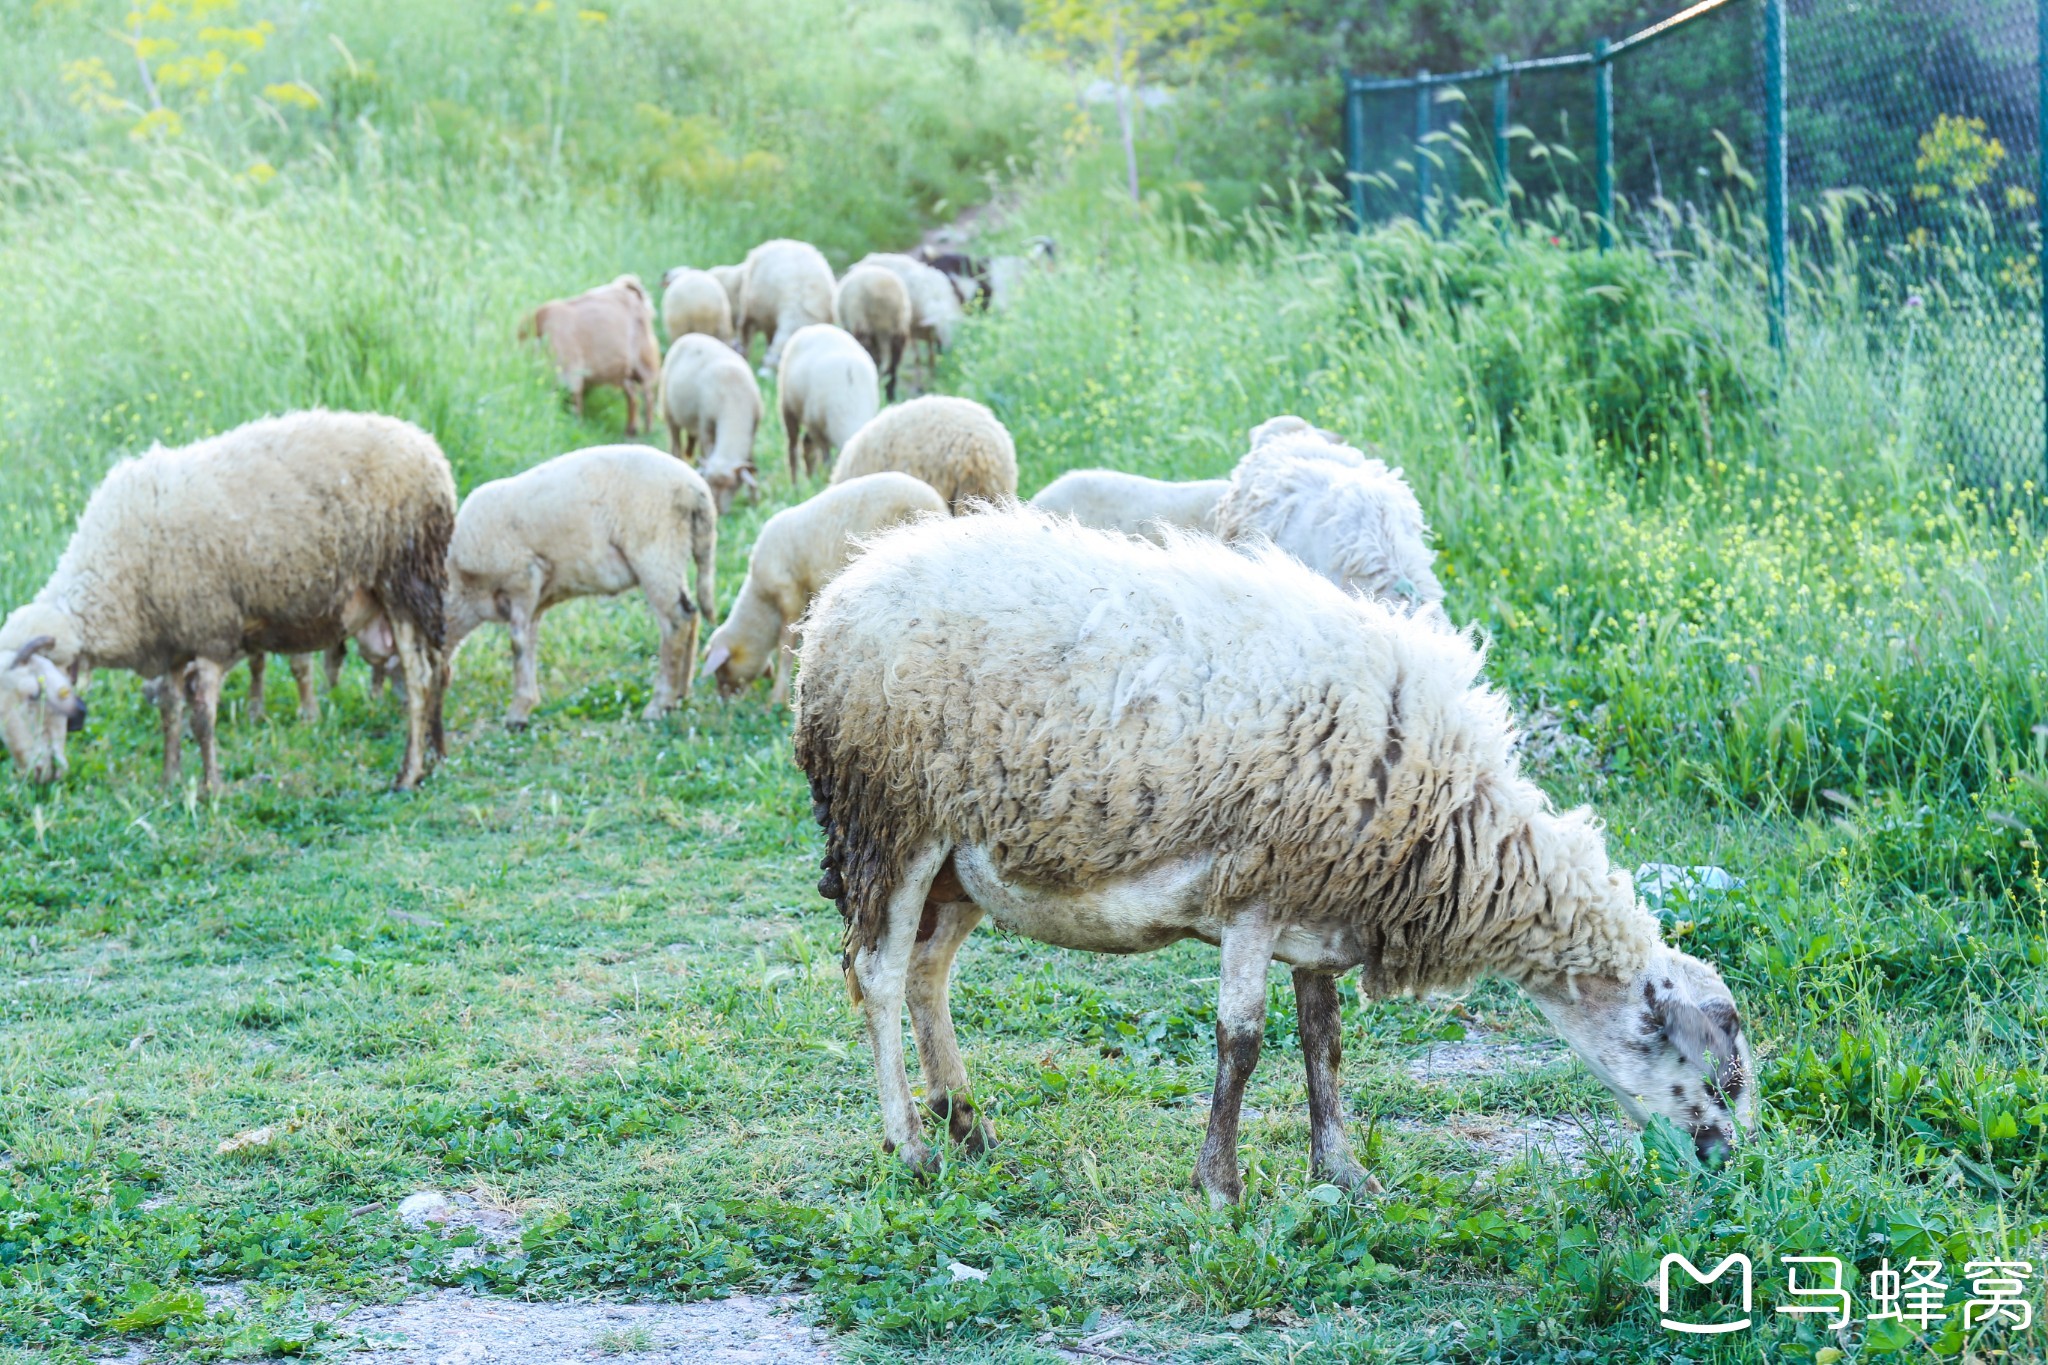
1344,78 -> 1367,232
1765,0 -> 1789,353
1414,70 -> 1432,229
1593,39 -> 1613,251
1493,58 -> 1511,218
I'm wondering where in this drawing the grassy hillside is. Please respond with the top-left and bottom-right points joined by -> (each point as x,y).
2,2 -> 2045,1362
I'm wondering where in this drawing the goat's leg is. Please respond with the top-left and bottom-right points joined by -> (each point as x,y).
1294,968 -> 1378,1192
387,614 -> 436,790
245,653 -> 268,724
906,871 -> 989,1152
288,654 -> 318,722
1194,908 -> 1280,1208
183,658 -> 225,796
157,670 -> 186,786
853,839 -> 952,1172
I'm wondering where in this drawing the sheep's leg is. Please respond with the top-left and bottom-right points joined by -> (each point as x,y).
504,598 -> 543,729
641,579 -> 696,718
769,623 -> 797,707
906,873 -> 990,1153
183,658 -> 225,795
387,613 -> 436,790
157,670 -> 186,786
1194,909 -> 1280,1208
323,642 -> 346,694
1294,968 -> 1377,1193
783,407 -> 802,485
245,653 -> 267,724
884,343 -> 901,404
668,416 -> 683,461
854,839 -> 952,1172
288,654 -> 317,722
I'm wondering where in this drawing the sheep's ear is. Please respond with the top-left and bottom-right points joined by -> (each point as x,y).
9,634 -> 55,670
700,644 -> 731,679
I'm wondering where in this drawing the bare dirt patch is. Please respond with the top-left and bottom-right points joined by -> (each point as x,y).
336,1290 -> 836,1363
1401,1031 -> 1567,1083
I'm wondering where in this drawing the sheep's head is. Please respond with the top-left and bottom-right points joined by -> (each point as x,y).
1526,944 -> 1755,1163
0,608 -> 87,784
699,611 -> 772,698
703,464 -> 759,517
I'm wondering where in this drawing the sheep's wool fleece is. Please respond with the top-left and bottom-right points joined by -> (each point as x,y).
796,511 -> 1655,997
31,410 -> 455,675
828,396 -> 1016,512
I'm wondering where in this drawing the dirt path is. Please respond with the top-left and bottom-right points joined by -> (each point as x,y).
334,1290 -> 835,1363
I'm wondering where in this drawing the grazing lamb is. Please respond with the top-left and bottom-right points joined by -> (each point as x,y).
794,512 -> 1755,1205
445,445 -> 718,726
702,472 -> 945,705
0,411 -> 454,792
1029,469 -> 1228,544
1213,432 -> 1445,619
659,267 -> 735,343
832,265 -> 912,402
525,276 -> 663,435
828,395 -> 1016,514
854,253 -> 964,375
777,324 -> 879,484
736,239 -> 835,371
662,333 -> 763,514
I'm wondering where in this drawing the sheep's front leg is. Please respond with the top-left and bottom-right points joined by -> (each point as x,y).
245,652 -> 268,724
906,869 -> 990,1153
157,671 -> 186,786
1195,909 -> 1280,1208
854,840 -> 952,1173
504,600 -> 543,729
183,658 -> 225,795
288,654 -> 318,722
1294,968 -> 1378,1193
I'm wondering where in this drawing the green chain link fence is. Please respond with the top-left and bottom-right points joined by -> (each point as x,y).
1341,0 -> 2045,494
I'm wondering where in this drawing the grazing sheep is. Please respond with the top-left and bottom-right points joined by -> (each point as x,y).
662,333 -> 764,514
1213,433 -> 1445,619
777,324 -> 879,484
832,265 -> 912,401
912,245 -> 991,312
709,264 -> 747,322
703,472 -> 945,705
1029,469 -> 1228,544
0,411 -> 454,792
854,253 -> 964,376
1247,413 -> 1345,452
735,239 -> 834,371
525,276 -> 663,435
793,511 -> 1755,1205
660,267 -> 735,344
445,445 -> 718,726
827,395 -> 1016,514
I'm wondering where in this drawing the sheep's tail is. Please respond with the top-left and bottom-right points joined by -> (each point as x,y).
384,496 -> 454,655
793,694 -> 915,1004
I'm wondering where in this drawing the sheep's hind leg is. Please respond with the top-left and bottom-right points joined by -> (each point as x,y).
183,658 -> 226,795
1294,968 -> 1379,1194
387,615 -> 437,791
854,839 -> 952,1173
245,653 -> 268,724
1194,908 -> 1281,1208
907,863 -> 990,1153
289,654 -> 318,722
640,572 -> 697,718
157,670 -> 186,786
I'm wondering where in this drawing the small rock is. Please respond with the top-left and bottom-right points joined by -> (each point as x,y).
947,1261 -> 989,1282
398,1191 -> 452,1226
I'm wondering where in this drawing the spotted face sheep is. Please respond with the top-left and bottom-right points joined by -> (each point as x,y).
702,471 -> 944,704
777,324 -> 879,484
445,445 -> 718,726
662,333 -> 764,514
832,265 -> 912,402
526,275 -> 663,435
1029,468 -> 1229,544
659,266 -> 736,344
736,239 -> 835,371
1214,432 -> 1446,620
0,410 -> 455,792
793,511 -> 1754,1206
827,395 -> 1016,514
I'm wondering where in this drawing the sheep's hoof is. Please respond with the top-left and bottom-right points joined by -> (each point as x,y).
1315,1155 -> 1382,1195
504,714 -> 532,732
883,1137 -> 939,1175
1192,1164 -> 1243,1209
640,700 -> 675,722
928,1094 -> 995,1155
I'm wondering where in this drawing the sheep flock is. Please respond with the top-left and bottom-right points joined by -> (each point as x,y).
0,229 -> 1755,1203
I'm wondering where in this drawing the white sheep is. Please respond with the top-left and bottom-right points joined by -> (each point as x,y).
793,511 -> 1754,1205
854,252 -> 964,377
445,445 -> 718,726
702,472 -> 945,705
1213,432 -> 1445,619
659,266 -> 735,344
1028,469 -> 1229,545
662,333 -> 764,514
832,265 -> 912,401
0,411 -> 455,792
828,395 -> 1017,514
524,275 -> 663,435
735,239 -> 835,371
1247,413 -> 1345,451
776,324 -> 879,485
709,264 -> 747,324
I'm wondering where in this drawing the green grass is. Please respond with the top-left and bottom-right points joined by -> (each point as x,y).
2,2 -> 2046,1361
